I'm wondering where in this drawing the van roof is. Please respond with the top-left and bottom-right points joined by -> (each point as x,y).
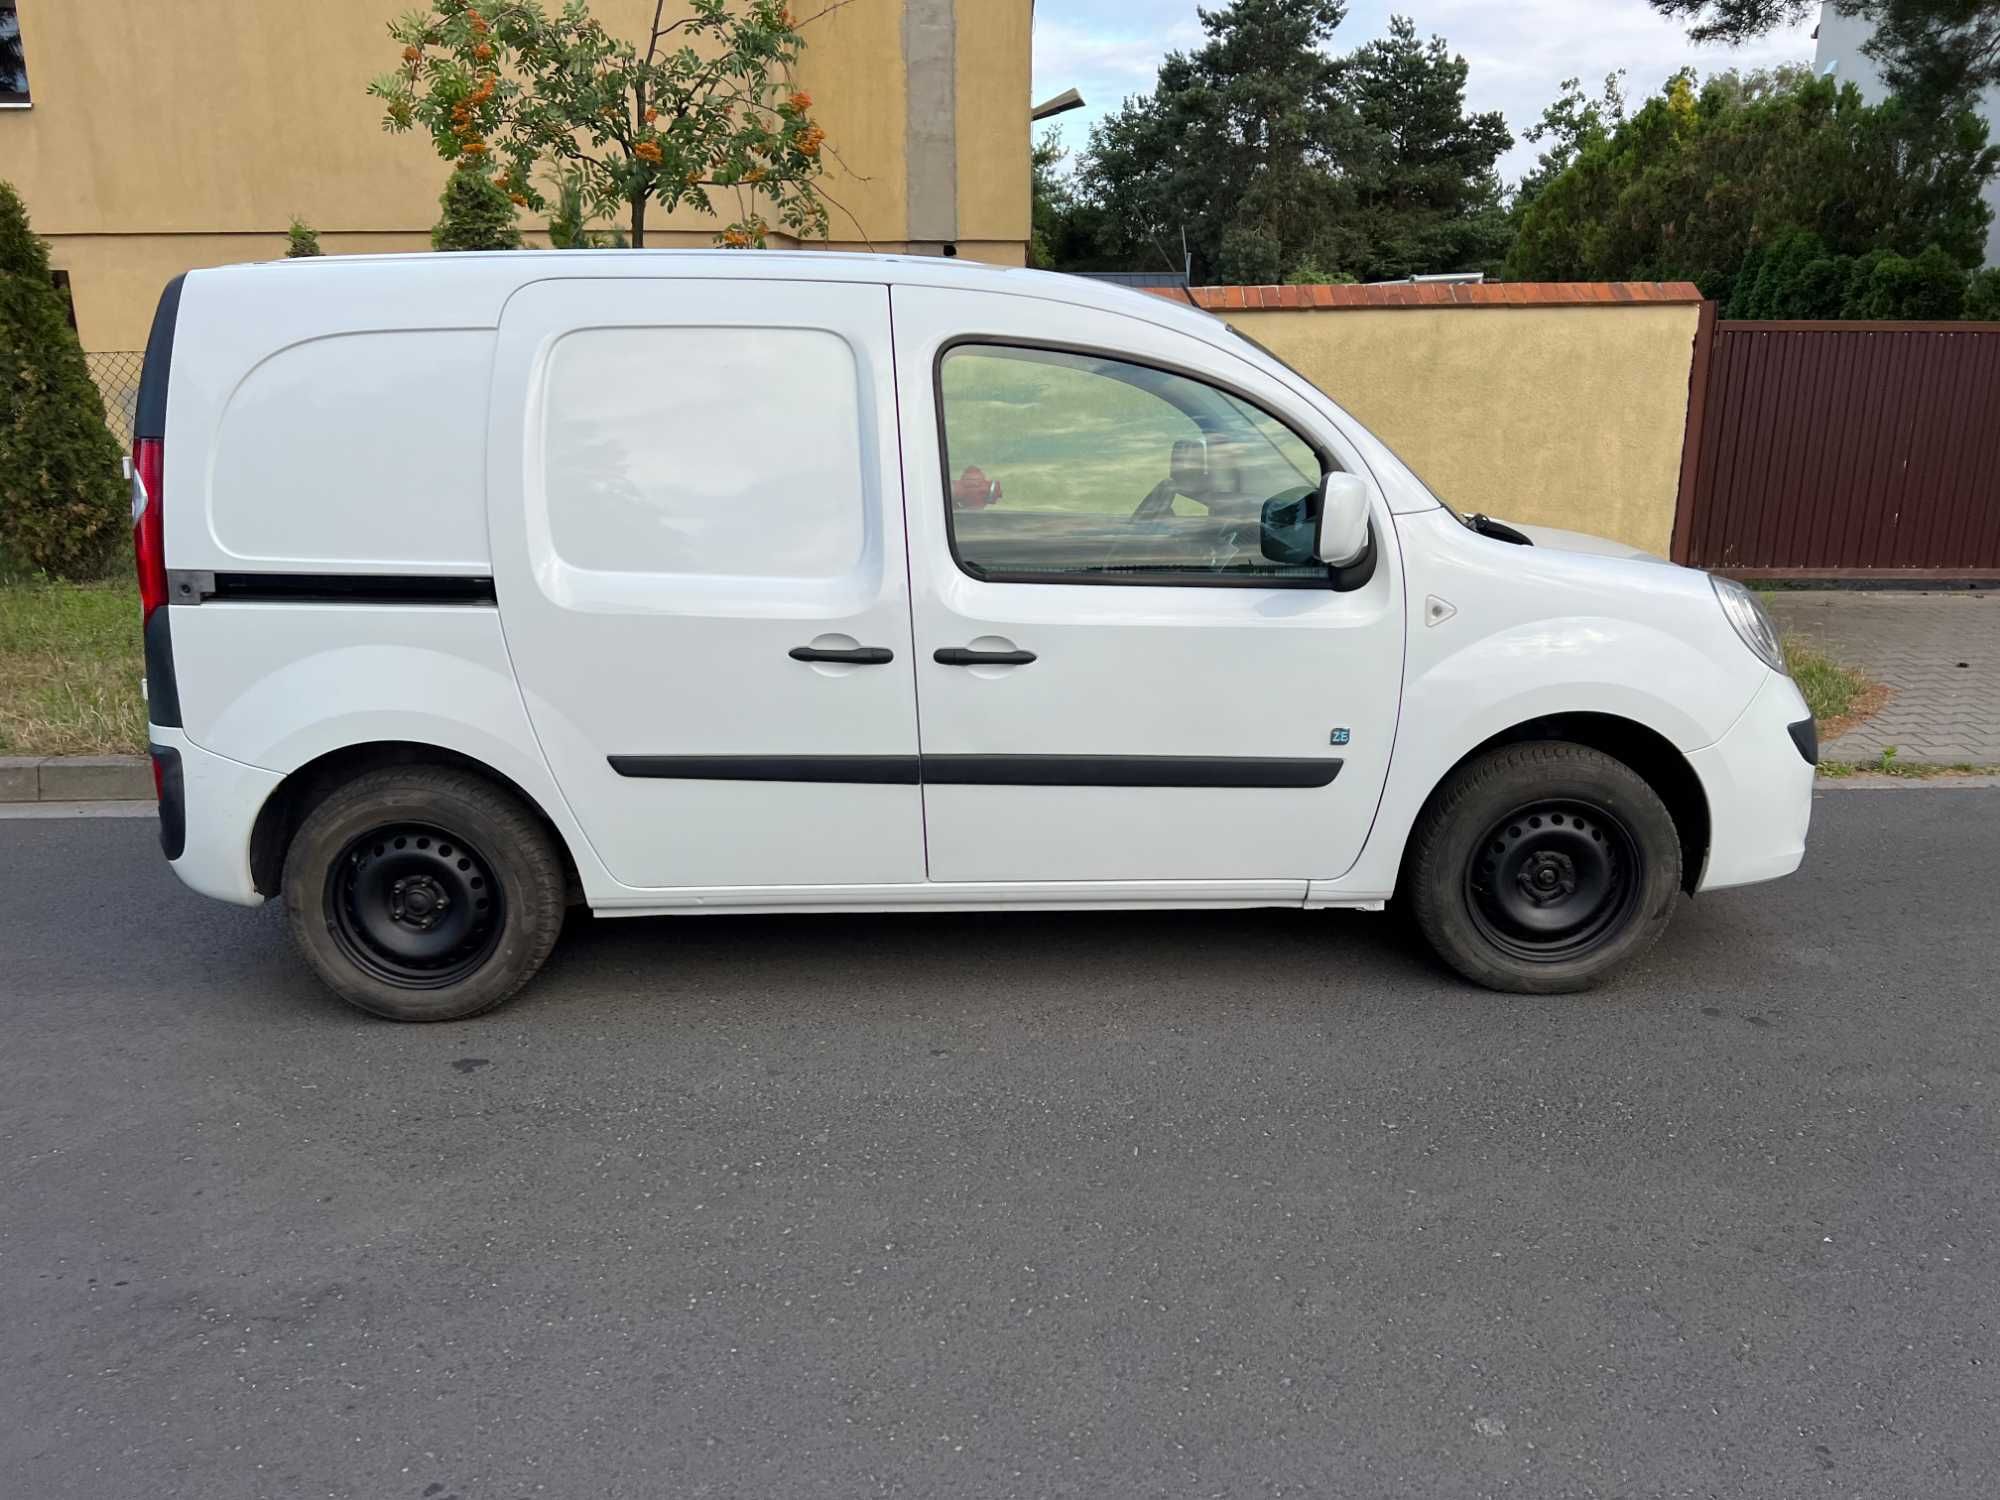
186,248 -> 1223,336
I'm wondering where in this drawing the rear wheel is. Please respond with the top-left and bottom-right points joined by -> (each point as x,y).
1407,741 -> 1682,993
283,767 -> 565,1021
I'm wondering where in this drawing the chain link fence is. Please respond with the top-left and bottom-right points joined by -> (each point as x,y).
84,351 -> 145,449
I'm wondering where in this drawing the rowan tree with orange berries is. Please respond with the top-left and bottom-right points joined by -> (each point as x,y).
370,0 -> 840,249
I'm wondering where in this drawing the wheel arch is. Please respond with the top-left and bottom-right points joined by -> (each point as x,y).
1397,713 -> 1711,896
249,741 -> 585,904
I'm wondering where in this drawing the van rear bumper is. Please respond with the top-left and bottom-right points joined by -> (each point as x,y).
1684,670 -> 1817,892
146,726 -> 281,907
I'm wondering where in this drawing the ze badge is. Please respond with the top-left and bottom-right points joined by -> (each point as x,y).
1329,728 -> 1352,747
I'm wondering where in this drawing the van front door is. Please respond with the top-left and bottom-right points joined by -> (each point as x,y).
891,286 -> 1404,887
488,279 -> 924,893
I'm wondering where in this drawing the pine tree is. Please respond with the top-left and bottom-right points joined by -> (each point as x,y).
0,182 -> 126,580
1074,1 -> 1510,284
432,163 -> 522,253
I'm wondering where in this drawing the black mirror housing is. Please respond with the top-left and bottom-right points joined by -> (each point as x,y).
1260,484 -> 1321,565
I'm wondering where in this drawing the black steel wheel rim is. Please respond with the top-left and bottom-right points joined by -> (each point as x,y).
1464,799 -> 1644,964
325,823 -> 504,989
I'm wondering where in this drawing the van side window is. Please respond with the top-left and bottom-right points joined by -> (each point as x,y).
542,326 -> 866,579
937,343 -> 1328,586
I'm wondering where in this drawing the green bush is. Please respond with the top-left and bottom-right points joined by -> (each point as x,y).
432,164 -> 521,253
546,168 -> 625,249
1966,267 -> 2000,321
1285,258 -> 1357,286
285,218 -> 323,257
1728,231 -> 1977,321
1845,243 -> 1968,320
1215,224 -> 1283,286
0,182 -> 126,581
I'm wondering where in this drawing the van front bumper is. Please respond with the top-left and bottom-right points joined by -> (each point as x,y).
1683,670 -> 1817,892
146,726 -> 281,907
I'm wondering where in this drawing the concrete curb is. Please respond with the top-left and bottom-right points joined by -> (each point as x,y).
0,756 -> 153,803
1816,773 -> 2000,790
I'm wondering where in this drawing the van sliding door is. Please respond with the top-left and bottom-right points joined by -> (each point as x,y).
486,278 -> 924,894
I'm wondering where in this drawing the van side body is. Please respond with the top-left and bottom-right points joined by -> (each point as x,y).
132,253 -> 1813,1015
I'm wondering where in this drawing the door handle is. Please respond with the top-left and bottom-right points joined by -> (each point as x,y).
934,647 -> 1037,667
789,645 -> 895,665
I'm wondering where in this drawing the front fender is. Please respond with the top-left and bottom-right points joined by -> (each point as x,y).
1324,621 -> 1760,898
1317,511 -> 1769,898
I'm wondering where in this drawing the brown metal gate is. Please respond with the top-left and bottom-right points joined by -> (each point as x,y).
1672,315 -> 2000,578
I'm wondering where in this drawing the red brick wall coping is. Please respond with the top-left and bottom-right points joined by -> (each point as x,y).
1145,282 -> 1706,311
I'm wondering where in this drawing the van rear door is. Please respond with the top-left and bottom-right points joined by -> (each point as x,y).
487,278 -> 924,892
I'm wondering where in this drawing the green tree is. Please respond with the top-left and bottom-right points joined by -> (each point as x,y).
1028,128 -> 1104,271
1650,2 -> 2000,113
371,0 -> 836,249
1966,266 -> 2000,318
1079,0 -> 1357,284
1724,229 -> 1984,318
1075,2 -> 1510,284
285,218 -> 324,257
1506,69 -> 1997,314
547,165 -> 626,248
1844,243 -> 1970,317
1331,16 -> 1514,279
1514,72 -> 1626,213
432,162 -> 523,250
0,183 -> 126,580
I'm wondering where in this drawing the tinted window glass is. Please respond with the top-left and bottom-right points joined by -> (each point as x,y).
1,4 -> 27,105
938,345 -> 1326,584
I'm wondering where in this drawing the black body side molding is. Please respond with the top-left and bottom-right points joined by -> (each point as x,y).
608,755 -> 1343,789
167,572 -> 497,606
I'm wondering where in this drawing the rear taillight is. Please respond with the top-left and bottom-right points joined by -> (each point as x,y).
131,438 -> 166,621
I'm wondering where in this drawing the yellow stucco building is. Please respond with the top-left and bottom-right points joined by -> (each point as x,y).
0,0 -> 1033,354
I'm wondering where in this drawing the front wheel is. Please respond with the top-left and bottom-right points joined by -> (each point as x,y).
1406,741 -> 1683,994
283,767 -> 566,1021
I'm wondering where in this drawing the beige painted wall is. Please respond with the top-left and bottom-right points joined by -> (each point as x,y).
954,0 -> 1032,248
1224,305 -> 1701,556
3,0 -> 1031,348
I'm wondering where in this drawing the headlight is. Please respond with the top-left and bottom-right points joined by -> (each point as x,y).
1711,576 -> 1786,674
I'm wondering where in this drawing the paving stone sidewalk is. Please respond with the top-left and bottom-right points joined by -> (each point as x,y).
1765,591 -> 1999,765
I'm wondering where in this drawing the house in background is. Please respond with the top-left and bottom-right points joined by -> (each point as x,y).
0,0 -> 1033,356
1814,2 -> 2000,266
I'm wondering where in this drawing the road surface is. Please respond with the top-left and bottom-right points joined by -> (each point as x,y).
3,788 -> 1995,1498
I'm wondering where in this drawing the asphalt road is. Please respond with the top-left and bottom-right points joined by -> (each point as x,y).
3,788 -> 1996,1500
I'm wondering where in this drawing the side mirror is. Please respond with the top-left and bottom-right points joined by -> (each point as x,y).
1260,472 -> 1371,568
1315,472 -> 1370,567
1169,437 -> 1207,493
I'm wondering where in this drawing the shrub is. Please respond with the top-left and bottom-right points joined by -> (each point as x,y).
1730,233 -> 1976,321
1285,258 -> 1357,286
546,167 -> 625,249
1966,267 -> 2000,321
1215,224 -> 1283,285
1844,243 -> 1967,320
285,219 -> 323,257
432,163 -> 521,253
0,182 -> 126,581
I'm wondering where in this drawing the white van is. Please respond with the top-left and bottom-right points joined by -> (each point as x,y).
130,252 -> 1814,1021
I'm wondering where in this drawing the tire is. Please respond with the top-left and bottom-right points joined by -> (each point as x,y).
1406,741 -> 1682,994
282,766 -> 565,1022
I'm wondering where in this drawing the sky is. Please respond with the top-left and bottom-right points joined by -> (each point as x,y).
1030,0 -> 1823,185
